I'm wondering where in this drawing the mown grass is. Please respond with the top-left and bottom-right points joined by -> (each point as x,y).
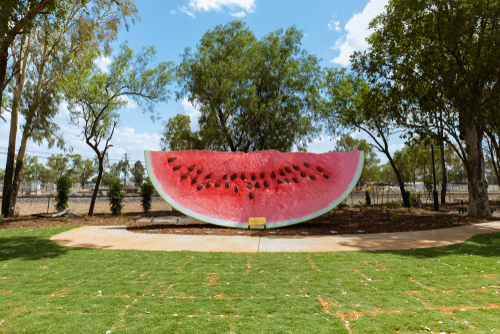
0,226 -> 499,333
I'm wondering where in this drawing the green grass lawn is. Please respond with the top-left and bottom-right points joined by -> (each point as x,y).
1,226 -> 499,333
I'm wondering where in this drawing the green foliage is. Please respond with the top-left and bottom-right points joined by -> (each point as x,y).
391,212 -> 400,221
47,154 -> 70,178
107,182 -> 125,215
365,190 -> 371,206
55,176 -> 72,212
84,215 -> 89,221
93,172 -> 121,187
67,154 -> 96,187
0,214 -> 3,220
131,160 -> 145,186
0,168 -> 4,181
160,114 -> 204,151
177,20 -> 324,152
60,217 -> 68,222
333,134 -> 381,185
139,182 -> 155,213
105,213 -> 109,218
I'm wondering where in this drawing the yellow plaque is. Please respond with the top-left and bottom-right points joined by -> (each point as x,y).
248,217 -> 266,226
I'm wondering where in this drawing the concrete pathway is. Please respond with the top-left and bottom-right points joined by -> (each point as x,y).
50,221 -> 500,253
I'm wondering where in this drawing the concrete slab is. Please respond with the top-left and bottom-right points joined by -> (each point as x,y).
50,222 -> 500,253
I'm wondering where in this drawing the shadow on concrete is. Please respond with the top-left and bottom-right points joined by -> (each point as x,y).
340,230 -> 500,259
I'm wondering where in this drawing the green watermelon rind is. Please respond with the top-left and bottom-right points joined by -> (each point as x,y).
144,150 -> 364,229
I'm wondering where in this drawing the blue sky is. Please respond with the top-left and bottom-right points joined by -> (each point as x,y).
1,0 -> 405,169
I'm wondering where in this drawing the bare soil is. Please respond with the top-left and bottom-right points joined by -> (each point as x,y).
1,202 -> 498,237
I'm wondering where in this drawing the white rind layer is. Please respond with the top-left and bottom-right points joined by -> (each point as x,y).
144,150 -> 364,229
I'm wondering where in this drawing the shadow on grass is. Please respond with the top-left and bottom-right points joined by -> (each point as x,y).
0,235 -> 80,262
372,231 -> 500,259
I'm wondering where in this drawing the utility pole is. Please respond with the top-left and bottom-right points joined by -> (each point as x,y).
431,145 -> 439,211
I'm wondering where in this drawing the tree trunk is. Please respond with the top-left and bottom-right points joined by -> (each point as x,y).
88,157 -> 104,216
10,135 -> 30,214
464,125 -> 490,217
387,154 -> 410,208
440,144 -> 447,204
1,96 -> 19,216
0,48 -> 8,118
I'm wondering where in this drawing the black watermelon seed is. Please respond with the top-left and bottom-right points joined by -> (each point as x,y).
264,181 -> 269,187
285,179 -> 291,184
234,186 -> 239,193
182,173 -> 189,179
260,172 -> 264,178
215,181 -> 221,187
285,167 -> 292,173
271,172 -> 276,178
278,179 -> 283,184
293,164 -> 299,171
168,157 -> 176,163
251,174 -> 256,181
191,177 -> 198,184
279,170 -> 285,176
247,183 -> 252,190
301,172 -> 306,177
197,184 -> 203,190
304,162 -> 310,167
225,182 -> 230,189
317,167 -> 323,173
292,178 -> 299,183
197,168 -> 203,174
310,176 -> 316,180
188,165 -> 195,171
223,173 -> 228,180
206,182 -> 211,188
249,192 -> 254,199
173,165 -> 181,171
241,174 -> 246,180
205,173 -> 211,179
255,182 -> 260,189
323,174 -> 329,179
231,173 -> 237,180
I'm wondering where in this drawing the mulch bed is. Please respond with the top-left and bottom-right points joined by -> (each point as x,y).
1,204 -> 498,237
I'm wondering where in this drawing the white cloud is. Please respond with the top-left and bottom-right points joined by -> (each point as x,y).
327,20 -> 340,32
181,98 -> 201,132
175,0 -> 256,17
178,5 -> 196,18
330,0 -> 389,66
169,9 -> 178,14
188,0 -> 255,12
229,11 -> 246,18
93,56 -> 112,73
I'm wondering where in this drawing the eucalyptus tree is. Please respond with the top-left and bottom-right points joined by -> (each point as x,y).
323,68 -> 411,207
351,0 -> 500,216
2,0 -> 139,216
485,131 -> 500,186
67,154 -> 96,187
64,42 -> 175,216
160,114 -> 204,151
176,20 -> 325,152
0,0 -> 65,117
131,160 -> 145,186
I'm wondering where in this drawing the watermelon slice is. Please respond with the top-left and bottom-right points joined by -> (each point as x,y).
144,150 -> 364,229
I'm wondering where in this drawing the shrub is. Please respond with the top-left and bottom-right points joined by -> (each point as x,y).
391,212 -> 400,221
365,190 -> 371,205
0,214 -> 4,221
108,182 -> 125,215
55,176 -> 72,212
139,181 -> 155,213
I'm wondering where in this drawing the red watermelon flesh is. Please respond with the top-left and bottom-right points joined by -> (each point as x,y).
145,150 -> 364,228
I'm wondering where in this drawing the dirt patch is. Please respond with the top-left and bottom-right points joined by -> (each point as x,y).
1,203 -> 497,237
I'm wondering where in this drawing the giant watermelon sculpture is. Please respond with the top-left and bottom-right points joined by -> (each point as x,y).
145,150 -> 363,229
